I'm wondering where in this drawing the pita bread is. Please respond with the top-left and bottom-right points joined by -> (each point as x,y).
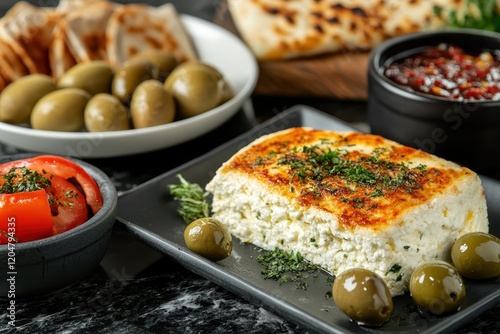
56,0 -> 111,13
228,0 -> 468,59
63,1 -> 119,63
106,3 -> 197,68
49,20 -> 78,80
0,68 -> 11,92
0,37 -> 30,82
0,2 -> 58,74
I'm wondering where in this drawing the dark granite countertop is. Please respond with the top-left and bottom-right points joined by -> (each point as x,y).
0,1 -> 499,333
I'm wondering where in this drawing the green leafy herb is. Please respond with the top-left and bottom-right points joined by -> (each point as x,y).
168,174 -> 211,224
435,0 -> 500,32
388,263 -> 402,274
0,167 -> 51,194
276,145 -> 426,196
257,248 -> 317,289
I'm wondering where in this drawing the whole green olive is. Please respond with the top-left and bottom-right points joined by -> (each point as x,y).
130,79 -> 175,128
130,49 -> 178,82
84,93 -> 131,132
184,217 -> 232,262
409,261 -> 466,316
58,61 -> 114,96
451,232 -> 500,279
332,268 -> 393,326
31,88 -> 90,132
164,61 -> 232,119
0,74 -> 57,124
111,58 -> 159,105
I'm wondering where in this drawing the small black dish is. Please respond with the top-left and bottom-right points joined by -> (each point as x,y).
368,28 -> 500,174
0,153 -> 118,298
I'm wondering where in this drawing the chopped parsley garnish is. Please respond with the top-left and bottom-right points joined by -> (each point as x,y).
168,174 -> 211,224
0,167 -> 51,194
257,248 -> 317,289
274,144 -> 427,197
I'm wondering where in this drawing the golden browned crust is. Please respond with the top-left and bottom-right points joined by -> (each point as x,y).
221,127 -> 474,230
228,0 -> 466,59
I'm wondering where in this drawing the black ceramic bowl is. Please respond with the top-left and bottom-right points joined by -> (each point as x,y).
368,28 -> 500,174
0,154 -> 117,298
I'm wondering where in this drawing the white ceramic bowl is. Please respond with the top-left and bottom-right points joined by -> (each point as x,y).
0,15 -> 258,158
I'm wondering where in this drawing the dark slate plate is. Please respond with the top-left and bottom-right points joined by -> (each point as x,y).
116,105 -> 500,334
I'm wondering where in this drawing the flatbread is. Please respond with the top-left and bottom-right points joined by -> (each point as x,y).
0,2 -> 58,74
63,1 -> 119,63
106,3 -> 197,68
228,0 -> 468,59
0,37 -> 30,82
49,20 -> 78,80
56,0 -> 111,13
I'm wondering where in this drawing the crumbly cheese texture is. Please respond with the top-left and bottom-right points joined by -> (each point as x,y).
206,127 -> 489,296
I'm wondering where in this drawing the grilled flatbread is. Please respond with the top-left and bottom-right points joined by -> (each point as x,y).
0,2 -> 58,74
56,0 -> 111,13
106,3 -> 197,68
228,0 -> 467,59
63,1 -> 119,63
49,20 -> 78,80
0,37 -> 30,82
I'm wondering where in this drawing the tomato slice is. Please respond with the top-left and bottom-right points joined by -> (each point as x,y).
50,176 -> 89,235
0,155 -> 103,214
0,190 -> 53,244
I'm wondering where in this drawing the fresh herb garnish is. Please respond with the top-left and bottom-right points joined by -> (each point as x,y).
170,175 -> 317,288
0,167 -> 51,194
169,174 -> 211,224
435,0 -> 500,32
257,248 -> 317,289
276,144 -> 426,196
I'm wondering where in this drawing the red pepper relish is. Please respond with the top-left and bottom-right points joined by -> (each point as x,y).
384,44 -> 500,101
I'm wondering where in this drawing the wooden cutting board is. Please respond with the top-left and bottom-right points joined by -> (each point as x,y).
213,3 -> 369,101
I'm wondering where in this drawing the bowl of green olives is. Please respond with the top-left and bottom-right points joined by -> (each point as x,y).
0,15 -> 258,158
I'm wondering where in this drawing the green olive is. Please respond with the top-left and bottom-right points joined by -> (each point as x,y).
111,58 -> 159,105
332,268 -> 393,326
130,80 -> 175,128
84,93 -> 131,132
130,49 -> 178,82
164,61 -> 232,119
409,261 -> 466,316
0,74 -> 57,124
451,232 -> 500,279
31,88 -> 90,132
58,61 -> 114,96
184,217 -> 232,262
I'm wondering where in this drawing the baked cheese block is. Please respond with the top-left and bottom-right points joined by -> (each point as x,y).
205,127 -> 489,296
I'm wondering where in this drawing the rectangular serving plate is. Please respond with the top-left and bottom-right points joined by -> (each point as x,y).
116,105 -> 500,334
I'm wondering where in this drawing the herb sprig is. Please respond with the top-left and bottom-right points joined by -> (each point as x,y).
168,174 -> 211,224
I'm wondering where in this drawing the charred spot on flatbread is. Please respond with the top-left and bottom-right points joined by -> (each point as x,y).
0,2 -> 58,74
106,3 -> 197,68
